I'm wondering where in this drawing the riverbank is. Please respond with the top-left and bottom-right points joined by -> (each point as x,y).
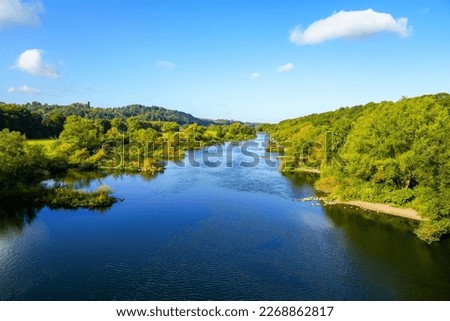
293,167 -> 320,174
290,167 -> 423,221
322,199 -> 424,221
289,168 -> 424,221
283,167 -> 321,174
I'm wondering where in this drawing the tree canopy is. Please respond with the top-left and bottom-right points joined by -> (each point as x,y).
0,101 -> 245,139
264,93 -> 450,242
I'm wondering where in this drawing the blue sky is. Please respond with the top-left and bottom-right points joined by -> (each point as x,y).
1,0 -> 450,122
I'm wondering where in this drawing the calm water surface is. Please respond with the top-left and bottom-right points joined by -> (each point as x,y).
1,134 -> 450,300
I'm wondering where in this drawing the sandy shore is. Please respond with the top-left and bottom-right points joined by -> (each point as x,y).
290,167 -> 321,174
322,199 -> 424,221
291,168 -> 424,221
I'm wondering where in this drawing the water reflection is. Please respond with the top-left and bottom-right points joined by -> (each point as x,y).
52,169 -> 110,189
1,134 -> 450,300
0,204 -> 41,238
323,205 -> 450,300
52,169 -> 159,190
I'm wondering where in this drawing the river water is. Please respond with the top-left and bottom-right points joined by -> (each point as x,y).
1,134 -> 449,300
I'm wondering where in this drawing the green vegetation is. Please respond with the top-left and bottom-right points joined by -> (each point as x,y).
51,115 -> 255,170
264,93 -> 450,242
0,129 -> 51,201
0,101 -> 246,139
0,128 -> 117,210
27,139 -> 55,153
1,100 -> 256,171
0,102 -> 256,210
8,93 -> 450,243
45,185 -> 118,210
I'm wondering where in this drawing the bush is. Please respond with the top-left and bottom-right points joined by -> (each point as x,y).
384,188 -> 415,206
315,176 -> 338,194
415,219 -> 450,243
46,184 -> 118,210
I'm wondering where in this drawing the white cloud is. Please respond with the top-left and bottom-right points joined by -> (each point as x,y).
14,49 -> 59,78
276,63 -> 294,73
289,9 -> 412,45
7,85 -> 40,94
0,0 -> 44,28
250,72 -> 261,80
156,60 -> 175,69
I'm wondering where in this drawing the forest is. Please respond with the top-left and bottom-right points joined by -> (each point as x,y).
0,102 -> 256,209
260,93 -> 450,243
0,101 -> 242,139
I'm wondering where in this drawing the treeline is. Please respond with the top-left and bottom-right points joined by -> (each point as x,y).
0,104 -> 256,207
52,115 -> 256,170
0,101 -> 241,139
261,93 -> 450,243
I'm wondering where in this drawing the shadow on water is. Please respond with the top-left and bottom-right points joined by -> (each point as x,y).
0,204 -> 42,238
52,169 -> 110,189
52,169 -> 160,190
281,171 -> 327,201
0,169 -> 160,237
2,135 -> 450,300
323,204 -> 450,300
282,171 -> 320,187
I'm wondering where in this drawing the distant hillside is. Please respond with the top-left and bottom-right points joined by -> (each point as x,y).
0,101 -> 243,139
23,102 -> 216,126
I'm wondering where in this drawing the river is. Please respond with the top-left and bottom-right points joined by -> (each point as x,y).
1,134 -> 449,300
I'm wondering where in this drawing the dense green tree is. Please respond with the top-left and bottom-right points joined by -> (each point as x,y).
160,121 -> 180,133
131,128 -> 161,145
0,104 -> 49,138
0,129 -> 49,199
59,116 -> 102,151
266,93 -> 450,242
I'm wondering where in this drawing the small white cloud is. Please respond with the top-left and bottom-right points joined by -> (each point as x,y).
7,85 -> 40,94
0,0 -> 44,28
156,60 -> 175,69
276,63 -> 294,73
250,72 -> 261,80
289,9 -> 412,45
14,49 -> 59,78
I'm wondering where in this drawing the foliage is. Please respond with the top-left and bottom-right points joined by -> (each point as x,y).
0,104 -> 51,138
52,115 -> 255,170
266,93 -> 450,242
0,129 -> 50,197
415,219 -> 450,244
0,101 -> 243,139
0,102 -> 255,210
45,184 -> 118,210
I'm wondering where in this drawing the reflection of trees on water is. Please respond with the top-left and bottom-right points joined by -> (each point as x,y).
322,204 -> 450,300
1,170 -> 160,237
53,169 -> 110,189
54,169 -> 160,189
283,172 -> 320,198
283,171 -> 319,187
323,204 -> 418,235
282,170 -> 450,299
0,204 -> 42,238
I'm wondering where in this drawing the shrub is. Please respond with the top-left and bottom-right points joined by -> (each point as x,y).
415,219 -> 450,244
46,184 -> 118,210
